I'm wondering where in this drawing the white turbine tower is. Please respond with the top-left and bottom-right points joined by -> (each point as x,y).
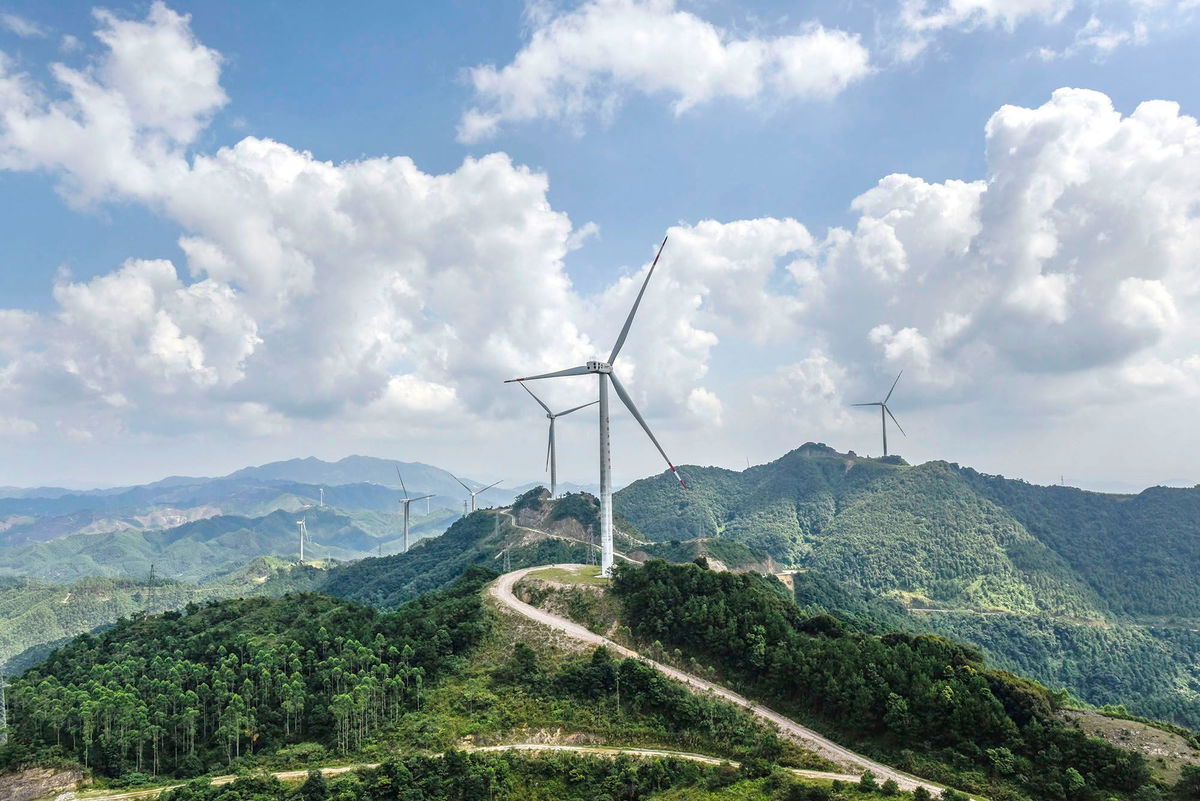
505,234 -> 685,577
296,518 -> 308,563
517,383 -> 598,498
395,467 -> 433,553
852,371 -> 906,457
453,476 -> 502,513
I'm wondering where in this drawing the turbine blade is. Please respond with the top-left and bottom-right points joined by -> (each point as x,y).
505,365 -> 591,383
884,370 -> 903,404
609,372 -> 686,489
885,405 -> 906,437
545,421 -> 554,472
520,381 -> 552,414
556,399 -> 599,417
480,480 -> 502,493
608,235 -> 668,364
452,475 -> 472,493
851,402 -> 882,407
394,465 -> 408,499
411,494 -> 434,502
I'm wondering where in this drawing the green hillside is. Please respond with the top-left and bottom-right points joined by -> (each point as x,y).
321,502 -> 591,609
612,560 -> 1157,800
615,444 -> 1200,728
0,506 -> 449,583
0,560 -> 325,673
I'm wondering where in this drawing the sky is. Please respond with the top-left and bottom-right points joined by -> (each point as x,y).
0,0 -> 1199,492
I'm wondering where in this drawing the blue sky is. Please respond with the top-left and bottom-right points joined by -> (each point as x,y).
0,0 -> 1199,490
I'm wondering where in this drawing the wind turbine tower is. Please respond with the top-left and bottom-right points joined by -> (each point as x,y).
505,235 -> 685,577
852,371 -> 906,457
296,519 -> 308,563
453,476 -> 502,512
517,383 -> 598,497
319,487 -> 324,507
395,467 -> 433,553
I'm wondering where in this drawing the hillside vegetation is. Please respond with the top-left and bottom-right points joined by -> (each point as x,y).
615,444 -> 1200,727
612,560 -> 1158,800
0,562 -> 324,673
322,500 -> 592,610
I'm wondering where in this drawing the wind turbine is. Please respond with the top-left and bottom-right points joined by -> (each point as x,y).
296,518 -> 308,563
395,467 -> 433,553
505,234 -> 685,577
453,476 -> 502,513
853,371 -> 906,457
517,382 -> 598,498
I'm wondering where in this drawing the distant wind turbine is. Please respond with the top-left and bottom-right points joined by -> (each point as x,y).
505,234 -> 685,577
296,518 -> 308,563
453,476 -> 502,513
853,371 -> 906,457
517,382 -> 598,498
395,467 -> 433,553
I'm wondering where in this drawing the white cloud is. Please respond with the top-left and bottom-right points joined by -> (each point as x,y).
0,416 -> 37,437
1,12 -> 48,39
3,5 -> 1200,486
458,0 -> 870,141
0,1 -> 224,204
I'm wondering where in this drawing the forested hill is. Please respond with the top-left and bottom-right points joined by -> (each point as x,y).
616,444 -> 1200,728
615,443 -> 1200,620
611,560 -> 1158,800
0,570 -> 494,777
321,490 -> 593,609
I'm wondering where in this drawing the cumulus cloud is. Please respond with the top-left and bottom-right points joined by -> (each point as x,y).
3,4 -> 1200,481
0,1 -> 224,203
808,88 -> 1200,398
458,0 -> 870,141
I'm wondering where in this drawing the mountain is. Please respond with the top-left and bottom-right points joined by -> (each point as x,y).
615,443 -> 1200,728
228,455 -> 516,506
0,456 -> 515,547
0,505 -> 454,583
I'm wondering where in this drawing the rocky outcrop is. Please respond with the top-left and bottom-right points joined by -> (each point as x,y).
0,767 -> 87,801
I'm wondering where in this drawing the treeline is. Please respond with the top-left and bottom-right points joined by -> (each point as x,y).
612,560 -> 1158,801
0,569 -> 495,778
158,750 -> 919,801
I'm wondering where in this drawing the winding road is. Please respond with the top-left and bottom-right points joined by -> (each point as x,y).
490,564 -> 967,797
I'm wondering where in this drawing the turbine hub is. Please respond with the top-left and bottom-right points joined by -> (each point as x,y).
586,360 -> 612,373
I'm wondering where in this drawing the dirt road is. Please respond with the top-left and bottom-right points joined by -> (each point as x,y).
489,564 -> 967,797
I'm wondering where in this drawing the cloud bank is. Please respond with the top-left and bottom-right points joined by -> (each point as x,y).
0,3 -> 1199,484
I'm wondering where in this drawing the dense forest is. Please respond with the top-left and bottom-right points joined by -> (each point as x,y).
0,563 -> 325,673
612,560 -> 1159,800
615,444 -> 1200,727
0,570 -> 494,777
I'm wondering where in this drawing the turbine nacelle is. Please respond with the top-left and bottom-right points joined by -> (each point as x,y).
586,360 -> 612,373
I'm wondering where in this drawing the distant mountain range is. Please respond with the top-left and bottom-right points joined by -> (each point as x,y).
0,455 -> 521,547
